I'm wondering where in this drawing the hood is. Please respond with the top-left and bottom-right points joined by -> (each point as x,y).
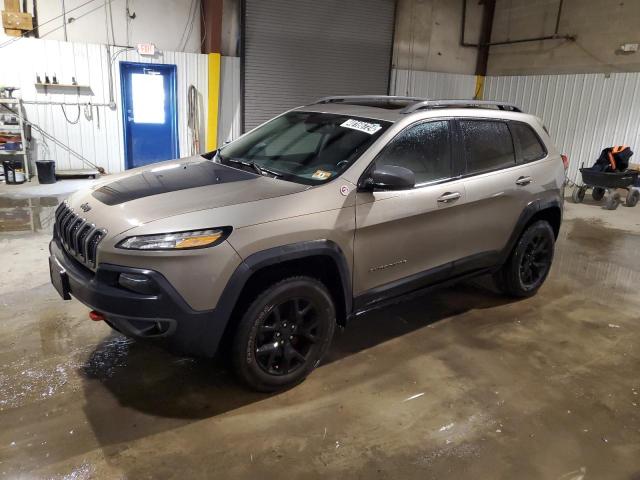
66,157 -> 309,234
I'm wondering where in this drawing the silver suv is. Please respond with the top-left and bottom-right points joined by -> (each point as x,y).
49,96 -> 565,391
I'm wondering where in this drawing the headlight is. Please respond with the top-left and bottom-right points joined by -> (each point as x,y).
117,227 -> 231,250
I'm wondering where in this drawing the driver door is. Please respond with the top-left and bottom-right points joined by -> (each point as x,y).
353,120 -> 468,301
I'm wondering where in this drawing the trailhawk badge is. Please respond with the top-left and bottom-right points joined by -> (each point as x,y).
340,185 -> 350,196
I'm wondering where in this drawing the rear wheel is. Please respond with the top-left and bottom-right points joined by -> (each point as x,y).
231,276 -> 335,391
592,187 -> 605,201
494,220 -> 555,298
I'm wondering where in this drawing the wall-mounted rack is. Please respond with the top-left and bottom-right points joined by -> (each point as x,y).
35,83 -> 94,96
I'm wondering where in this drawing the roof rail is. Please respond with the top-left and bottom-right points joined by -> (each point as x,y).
400,99 -> 522,114
313,95 -> 426,105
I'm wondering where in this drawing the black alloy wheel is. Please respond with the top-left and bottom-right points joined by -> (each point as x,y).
254,297 -> 320,376
232,276 -> 335,391
494,220 -> 555,298
518,232 -> 552,289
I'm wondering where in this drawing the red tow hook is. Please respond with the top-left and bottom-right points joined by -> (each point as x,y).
89,310 -> 105,322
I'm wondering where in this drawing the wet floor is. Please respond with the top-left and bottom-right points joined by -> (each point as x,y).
0,195 -> 639,479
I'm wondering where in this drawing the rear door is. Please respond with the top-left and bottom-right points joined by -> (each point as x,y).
457,119 -> 533,259
354,120 -> 468,299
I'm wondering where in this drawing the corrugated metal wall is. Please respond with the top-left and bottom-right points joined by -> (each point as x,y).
390,69 -> 477,99
218,56 -> 242,145
0,37 -> 208,174
485,72 -> 640,183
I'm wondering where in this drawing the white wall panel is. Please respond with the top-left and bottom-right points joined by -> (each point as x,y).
0,37 -> 208,174
485,72 -> 640,183
390,69 -> 477,99
218,56 -> 242,145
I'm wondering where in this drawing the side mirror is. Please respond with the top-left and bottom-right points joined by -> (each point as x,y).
362,165 -> 415,191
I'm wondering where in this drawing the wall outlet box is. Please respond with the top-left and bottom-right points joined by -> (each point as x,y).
620,43 -> 639,52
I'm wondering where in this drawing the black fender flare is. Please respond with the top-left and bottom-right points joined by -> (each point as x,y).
206,240 -> 353,354
498,197 -> 563,265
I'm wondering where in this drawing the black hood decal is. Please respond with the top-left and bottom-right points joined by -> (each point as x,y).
92,160 -> 256,206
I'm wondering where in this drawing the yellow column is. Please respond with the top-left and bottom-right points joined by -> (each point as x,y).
474,75 -> 485,100
207,52 -> 221,151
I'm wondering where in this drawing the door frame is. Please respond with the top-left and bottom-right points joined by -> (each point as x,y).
120,61 -> 180,170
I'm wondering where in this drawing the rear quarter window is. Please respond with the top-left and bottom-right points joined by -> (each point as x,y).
459,120 -> 515,174
510,122 -> 547,163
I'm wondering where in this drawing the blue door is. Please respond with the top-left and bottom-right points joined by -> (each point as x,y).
120,62 -> 179,169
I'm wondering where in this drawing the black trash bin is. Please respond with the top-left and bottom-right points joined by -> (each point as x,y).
36,160 -> 56,184
2,160 -> 25,185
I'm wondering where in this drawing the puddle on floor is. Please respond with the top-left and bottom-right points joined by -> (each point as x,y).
0,195 -> 61,233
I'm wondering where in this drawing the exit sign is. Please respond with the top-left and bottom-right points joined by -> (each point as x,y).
137,43 -> 156,56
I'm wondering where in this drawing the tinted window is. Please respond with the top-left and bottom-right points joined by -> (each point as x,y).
459,120 -> 515,174
510,122 -> 546,162
375,121 -> 451,185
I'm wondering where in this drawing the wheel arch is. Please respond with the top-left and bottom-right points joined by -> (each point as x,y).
499,199 -> 562,265
212,240 -> 352,356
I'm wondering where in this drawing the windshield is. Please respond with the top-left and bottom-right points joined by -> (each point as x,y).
217,111 -> 391,185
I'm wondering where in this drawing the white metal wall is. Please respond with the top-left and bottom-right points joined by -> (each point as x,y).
0,37 -> 208,174
485,72 -> 640,183
390,69 -> 477,100
218,56 -> 242,145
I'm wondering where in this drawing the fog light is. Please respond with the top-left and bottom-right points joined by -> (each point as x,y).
118,273 -> 154,294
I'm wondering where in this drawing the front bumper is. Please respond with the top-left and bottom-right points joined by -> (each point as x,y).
49,239 -> 225,357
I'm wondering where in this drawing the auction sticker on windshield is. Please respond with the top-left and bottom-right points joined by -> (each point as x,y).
341,119 -> 382,135
312,170 -> 332,180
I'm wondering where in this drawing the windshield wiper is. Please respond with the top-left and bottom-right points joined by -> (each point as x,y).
222,156 -> 282,178
249,162 -> 283,178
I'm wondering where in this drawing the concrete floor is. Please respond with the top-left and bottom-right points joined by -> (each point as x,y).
0,184 -> 639,479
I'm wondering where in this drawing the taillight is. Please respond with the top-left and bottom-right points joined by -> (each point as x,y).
561,154 -> 569,170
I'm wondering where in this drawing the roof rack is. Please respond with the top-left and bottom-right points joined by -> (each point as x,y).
313,95 -> 426,105
400,99 -> 522,114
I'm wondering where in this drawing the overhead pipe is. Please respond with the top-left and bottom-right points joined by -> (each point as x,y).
460,0 -> 575,49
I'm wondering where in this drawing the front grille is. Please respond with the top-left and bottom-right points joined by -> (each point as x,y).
54,202 -> 106,269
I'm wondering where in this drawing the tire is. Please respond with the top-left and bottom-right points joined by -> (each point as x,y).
231,276 -> 336,392
494,220 -> 555,298
592,187 -> 605,201
571,186 -> 586,203
605,191 -> 621,210
625,190 -> 639,207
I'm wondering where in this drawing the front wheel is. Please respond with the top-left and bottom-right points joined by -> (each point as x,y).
231,276 -> 336,391
494,220 -> 555,298
625,189 -> 639,207
572,186 -> 586,203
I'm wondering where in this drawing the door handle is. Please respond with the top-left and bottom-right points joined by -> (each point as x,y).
515,176 -> 533,186
437,192 -> 462,203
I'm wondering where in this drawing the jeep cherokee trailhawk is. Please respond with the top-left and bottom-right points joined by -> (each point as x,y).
49,96 -> 564,391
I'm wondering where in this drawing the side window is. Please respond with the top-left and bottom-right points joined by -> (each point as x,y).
459,120 -> 515,174
375,120 -> 451,185
510,122 -> 547,163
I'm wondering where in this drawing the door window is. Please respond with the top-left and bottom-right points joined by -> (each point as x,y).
459,120 -> 515,174
510,122 -> 547,162
131,73 -> 165,124
374,120 -> 452,186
